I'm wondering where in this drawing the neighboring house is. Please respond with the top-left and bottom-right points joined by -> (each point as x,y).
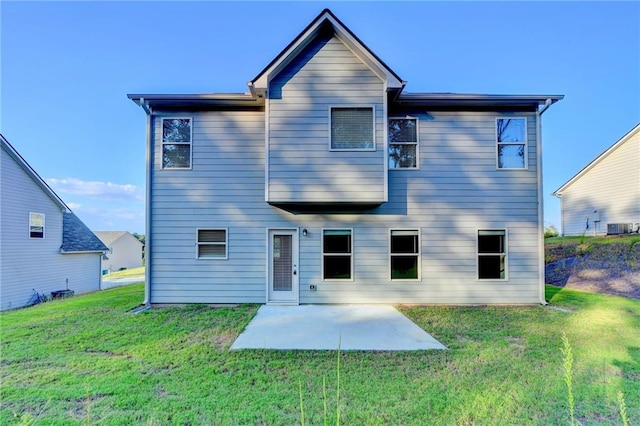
553,123 -> 640,236
95,231 -> 143,273
128,9 -> 562,306
0,134 -> 108,311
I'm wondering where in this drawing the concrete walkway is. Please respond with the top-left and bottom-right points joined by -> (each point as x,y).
231,305 -> 446,351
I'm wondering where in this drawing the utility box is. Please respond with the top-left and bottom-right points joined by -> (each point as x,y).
51,289 -> 74,299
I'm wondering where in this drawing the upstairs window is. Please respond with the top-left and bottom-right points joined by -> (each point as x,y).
389,117 -> 418,169
162,117 -> 192,169
390,230 -> 420,280
477,230 -> 507,280
330,107 -> 374,150
496,118 -> 527,169
197,229 -> 227,259
323,229 -> 352,280
29,212 -> 45,239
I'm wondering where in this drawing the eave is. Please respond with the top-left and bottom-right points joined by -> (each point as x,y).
393,93 -> 564,109
127,93 -> 265,110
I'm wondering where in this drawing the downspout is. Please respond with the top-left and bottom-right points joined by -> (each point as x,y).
140,98 -> 152,307
536,98 -> 553,305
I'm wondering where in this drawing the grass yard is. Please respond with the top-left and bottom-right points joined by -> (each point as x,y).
1,285 -> 638,425
106,267 -> 145,279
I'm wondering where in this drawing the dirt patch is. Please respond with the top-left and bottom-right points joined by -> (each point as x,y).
546,242 -> 640,300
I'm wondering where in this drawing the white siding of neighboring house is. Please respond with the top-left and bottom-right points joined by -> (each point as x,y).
149,107 -> 542,304
558,127 -> 640,236
0,144 -> 102,311
102,234 -> 143,272
267,35 -> 386,204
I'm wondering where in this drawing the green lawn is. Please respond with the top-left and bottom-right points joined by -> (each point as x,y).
545,234 -> 640,247
105,266 -> 145,279
1,285 -> 638,425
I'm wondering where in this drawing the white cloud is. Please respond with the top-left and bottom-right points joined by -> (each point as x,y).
71,206 -> 145,233
66,202 -> 82,209
47,177 -> 144,203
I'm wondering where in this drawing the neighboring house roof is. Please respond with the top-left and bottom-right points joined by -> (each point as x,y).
553,123 -> 640,196
61,213 -> 108,253
1,133 -> 69,212
94,231 -> 143,247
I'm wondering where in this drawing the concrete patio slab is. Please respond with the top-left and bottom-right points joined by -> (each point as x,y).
231,305 -> 446,351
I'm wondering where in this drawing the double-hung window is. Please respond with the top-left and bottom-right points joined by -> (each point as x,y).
197,229 -> 227,259
477,230 -> 507,280
323,229 -> 352,280
330,107 -> 374,150
29,212 -> 45,239
496,118 -> 527,169
162,117 -> 192,169
388,117 -> 418,169
390,230 -> 420,280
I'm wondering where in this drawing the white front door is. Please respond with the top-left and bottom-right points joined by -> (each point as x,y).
267,229 -> 299,304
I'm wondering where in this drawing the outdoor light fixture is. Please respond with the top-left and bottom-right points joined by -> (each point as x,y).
302,229 -> 308,237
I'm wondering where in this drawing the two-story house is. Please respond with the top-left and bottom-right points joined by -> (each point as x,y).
128,9 -> 562,306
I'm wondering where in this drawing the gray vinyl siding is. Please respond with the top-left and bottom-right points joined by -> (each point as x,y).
149,109 -> 542,304
560,130 -> 640,236
267,35 -> 386,204
0,146 -> 101,311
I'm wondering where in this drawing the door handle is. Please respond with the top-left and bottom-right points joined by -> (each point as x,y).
293,264 -> 297,275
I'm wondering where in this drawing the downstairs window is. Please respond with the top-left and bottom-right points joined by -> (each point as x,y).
477,230 -> 507,280
390,230 -> 420,280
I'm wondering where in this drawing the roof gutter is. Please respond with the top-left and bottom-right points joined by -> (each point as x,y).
536,97 -> 560,305
133,97 -> 153,307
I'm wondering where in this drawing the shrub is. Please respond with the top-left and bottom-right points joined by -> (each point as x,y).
545,224 -> 559,238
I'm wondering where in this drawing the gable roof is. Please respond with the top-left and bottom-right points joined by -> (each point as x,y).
95,231 -> 143,247
128,9 -> 562,113
61,213 -> 109,253
1,133 -> 69,212
248,8 -> 405,97
553,123 -> 640,196
1,134 -> 107,254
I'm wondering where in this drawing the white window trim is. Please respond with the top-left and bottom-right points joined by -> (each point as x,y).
476,228 -> 509,281
161,116 -> 193,170
29,212 -> 45,239
196,228 -> 228,260
389,228 -> 421,281
321,228 -> 354,281
388,116 -> 420,170
496,117 -> 528,170
328,106 -> 376,152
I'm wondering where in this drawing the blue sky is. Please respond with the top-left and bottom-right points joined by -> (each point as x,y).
2,1 -> 638,234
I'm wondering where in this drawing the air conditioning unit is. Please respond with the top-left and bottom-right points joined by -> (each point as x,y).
607,223 -> 631,235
